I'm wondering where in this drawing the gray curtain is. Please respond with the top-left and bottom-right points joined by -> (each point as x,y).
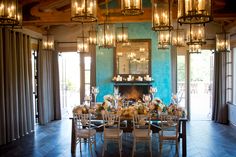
212,52 -> 228,123
38,41 -> 61,125
0,28 -> 34,145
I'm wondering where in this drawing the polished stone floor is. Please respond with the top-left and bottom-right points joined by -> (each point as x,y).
0,119 -> 236,157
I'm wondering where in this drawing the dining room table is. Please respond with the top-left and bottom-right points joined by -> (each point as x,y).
70,115 -> 188,157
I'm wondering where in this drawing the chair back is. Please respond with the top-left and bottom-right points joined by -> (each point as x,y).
159,114 -> 179,136
102,113 -> 121,132
73,113 -> 93,131
133,114 -> 151,135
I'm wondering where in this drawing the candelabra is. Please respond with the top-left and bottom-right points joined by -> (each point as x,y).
91,86 -> 99,107
149,87 -> 157,100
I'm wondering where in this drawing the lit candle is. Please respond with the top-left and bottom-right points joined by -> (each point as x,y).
0,4 -> 4,16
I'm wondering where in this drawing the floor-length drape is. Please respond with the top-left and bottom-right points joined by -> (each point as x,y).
38,41 -> 61,125
0,28 -> 34,145
212,52 -> 228,123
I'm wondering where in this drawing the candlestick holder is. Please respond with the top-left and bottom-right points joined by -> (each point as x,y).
91,86 -> 99,108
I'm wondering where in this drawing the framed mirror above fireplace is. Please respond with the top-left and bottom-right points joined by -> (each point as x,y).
114,39 -> 151,77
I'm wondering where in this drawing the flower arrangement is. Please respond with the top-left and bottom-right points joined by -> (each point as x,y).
73,105 -> 90,115
167,103 -> 186,118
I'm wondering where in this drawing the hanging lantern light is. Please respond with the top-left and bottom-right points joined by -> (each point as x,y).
97,21 -> 116,48
0,0 -> 22,27
71,0 -> 97,23
116,23 -> 128,43
121,0 -> 143,16
158,30 -> 171,49
88,25 -> 97,45
186,24 -> 206,46
97,1 -> 115,48
216,32 -> 230,53
77,23 -> 89,53
172,25 -> 185,47
177,0 -> 213,24
188,44 -> 201,53
42,27 -> 54,51
152,0 -> 173,31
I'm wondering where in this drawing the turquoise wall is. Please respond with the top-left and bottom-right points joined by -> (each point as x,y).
96,22 -> 172,104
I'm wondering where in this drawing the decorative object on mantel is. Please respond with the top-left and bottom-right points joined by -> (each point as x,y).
144,75 -> 152,81
113,75 -> 123,81
127,75 -> 134,81
113,75 -> 153,82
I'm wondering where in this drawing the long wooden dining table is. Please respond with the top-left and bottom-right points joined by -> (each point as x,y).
70,116 -> 188,157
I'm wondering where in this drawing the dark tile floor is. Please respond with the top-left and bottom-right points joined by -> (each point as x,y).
0,119 -> 236,157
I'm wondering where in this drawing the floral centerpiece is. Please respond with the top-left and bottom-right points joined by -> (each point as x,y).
73,105 -> 90,115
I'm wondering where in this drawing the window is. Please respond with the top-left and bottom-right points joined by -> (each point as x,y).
226,50 -> 233,103
233,48 -> 236,104
84,57 -> 91,96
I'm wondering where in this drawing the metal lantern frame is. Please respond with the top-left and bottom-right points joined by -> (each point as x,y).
172,24 -> 186,47
77,23 -> 89,53
216,32 -> 230,53
88,25 -> 97,45
0,0 -> 22,27
121,0 -> 143,16
71,0 -> 97,23
158,30 -> 171,49
188,44 -> 201,53
177,0 -> 213,24
186,24 -> 206,46
116,23 -> 129,43
42,34 -> 55,51
152,0 -> 173,31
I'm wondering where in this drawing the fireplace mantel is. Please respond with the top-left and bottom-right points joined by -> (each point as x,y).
112,80 -> 153,86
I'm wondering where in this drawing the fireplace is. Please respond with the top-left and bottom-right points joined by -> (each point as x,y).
115,85 -> 151,101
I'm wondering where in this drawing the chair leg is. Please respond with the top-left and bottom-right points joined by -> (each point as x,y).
132,139 -> 136,157
149,139 -> 152,157
94,135 -> 96,150
102,140 -> 106,157
119,137 -> 122,157
79,139 -> 82,152
159,140 -> 162,153
176,139 -> 179,153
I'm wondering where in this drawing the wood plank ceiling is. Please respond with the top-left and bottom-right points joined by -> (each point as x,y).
21,0 -> 236,32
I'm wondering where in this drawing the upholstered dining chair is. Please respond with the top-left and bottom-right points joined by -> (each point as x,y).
102,113 -> 123,157
158,114 -> 179,154
132,114 -> 152,157
73,113 -> 96,155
